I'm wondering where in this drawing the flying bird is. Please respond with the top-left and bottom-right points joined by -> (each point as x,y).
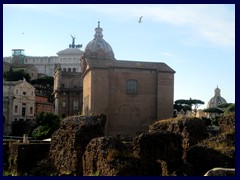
138,16 -> 143,23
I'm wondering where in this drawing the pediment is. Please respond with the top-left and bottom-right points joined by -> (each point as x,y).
15,80 -> 35,90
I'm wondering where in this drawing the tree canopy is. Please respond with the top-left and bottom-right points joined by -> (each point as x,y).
31,76 -> 54,103
4,68 -> 31,82
204,103 -> 235,116
203,107 -> 224,114
174,98 -> 204,116
224,103 -> 235,115
31,76 -> 54,86
32,112 -> 61,140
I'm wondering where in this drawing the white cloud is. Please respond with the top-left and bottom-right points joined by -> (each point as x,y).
4,4 -> 235,48
161,52 -> 175,57
3,4 -> 82,20
80,4 -> 235,48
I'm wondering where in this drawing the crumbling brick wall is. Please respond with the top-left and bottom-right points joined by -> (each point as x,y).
49,114 -> 106,176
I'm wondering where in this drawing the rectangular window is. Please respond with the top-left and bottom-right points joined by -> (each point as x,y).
22,107 -> 26,116
73,100 -> 78,110
126,80 -> 138,95
15,106 -> 18,113
30,107 -> 33,114
62,101 -> 66,108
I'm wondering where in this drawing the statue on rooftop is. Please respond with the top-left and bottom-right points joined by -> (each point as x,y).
70,34 -> 76,48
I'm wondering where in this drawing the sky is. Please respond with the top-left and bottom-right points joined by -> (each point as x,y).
3,4 -> 235,109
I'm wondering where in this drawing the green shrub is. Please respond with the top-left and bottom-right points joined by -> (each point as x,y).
32,112 -> 61,140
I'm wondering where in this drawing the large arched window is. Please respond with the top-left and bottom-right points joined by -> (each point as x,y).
126,79 -> 138,95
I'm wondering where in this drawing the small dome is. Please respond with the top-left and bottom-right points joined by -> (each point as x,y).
207,86 -> 227,108
84,22 -> 115,60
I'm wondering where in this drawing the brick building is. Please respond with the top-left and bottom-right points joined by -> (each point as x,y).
35,95 -> 53,115
53,64 -> 83,118
80,22 -> 175,136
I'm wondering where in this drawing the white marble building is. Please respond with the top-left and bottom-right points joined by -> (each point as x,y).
3,79 -> 35,135
56,47 -> 83,73
3,36 -> 83,76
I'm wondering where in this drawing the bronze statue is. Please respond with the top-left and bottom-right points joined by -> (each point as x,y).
70,34 -> 75,47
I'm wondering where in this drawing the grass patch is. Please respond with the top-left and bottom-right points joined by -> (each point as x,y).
200,129 -> 235,158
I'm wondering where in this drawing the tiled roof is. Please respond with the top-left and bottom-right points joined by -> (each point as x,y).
3,80 -> 23,86
85,59 -> 175,73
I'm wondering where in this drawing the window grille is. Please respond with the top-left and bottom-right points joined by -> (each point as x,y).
126,80 -> 138,95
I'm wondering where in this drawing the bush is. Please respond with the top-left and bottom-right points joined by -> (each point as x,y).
32,112 -> 61,140
224,104 -> 235,115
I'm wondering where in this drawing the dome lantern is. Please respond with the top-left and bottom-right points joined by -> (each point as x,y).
207,86 -> 227,108
94,21 -> 103,39
214,85 -> 221,96
84,22 -> 115,60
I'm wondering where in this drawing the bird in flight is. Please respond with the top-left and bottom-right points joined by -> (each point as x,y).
138,16 -> 143,23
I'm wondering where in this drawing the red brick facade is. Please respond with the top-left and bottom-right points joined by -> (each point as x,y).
82,59 -> 175,136
35,95 -> 53,115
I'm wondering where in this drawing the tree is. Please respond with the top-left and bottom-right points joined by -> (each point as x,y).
217,103 -> 234,109
216,103 -> 235,115
4,68 -> 31,82
224,103 -> 235,115
203,107 -> 224,119
32,112 -> 61,140
31,76 -> 54,103
31,76 -> 54,86
174,98 -> 204,116
203,103 -> 234,126
173,103 -> 191,116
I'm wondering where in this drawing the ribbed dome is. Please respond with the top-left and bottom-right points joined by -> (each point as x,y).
207,86 -> 227,108
84,22 -> 115,60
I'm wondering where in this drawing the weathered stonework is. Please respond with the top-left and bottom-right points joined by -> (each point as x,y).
49,114 -> 106,176
186,145 -> 234,176
7,142 -> 50,175
82,136 -> 162,176
149,117 -> 209,158
133,131 -> 183,174
218,113 -> 235,133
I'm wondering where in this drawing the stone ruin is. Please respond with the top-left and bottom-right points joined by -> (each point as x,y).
49,114 -> 106,176
48,115 -> 235,176
82,132 -> 183,176
49,114 -> 186,176
13,114 -> 232,176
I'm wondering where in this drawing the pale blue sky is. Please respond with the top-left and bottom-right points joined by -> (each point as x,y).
3,4 -> 235,109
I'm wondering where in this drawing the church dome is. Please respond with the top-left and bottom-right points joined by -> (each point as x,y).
207,86 -> 227,108
84,22 -> 115,60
